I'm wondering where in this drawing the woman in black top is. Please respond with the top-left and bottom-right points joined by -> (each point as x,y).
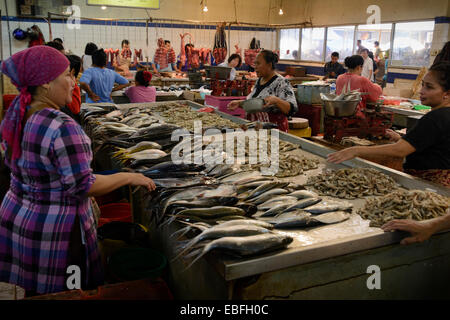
328,62 -> 450,187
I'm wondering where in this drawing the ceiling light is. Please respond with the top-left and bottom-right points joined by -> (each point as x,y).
203,6 -> 208,12
279,8 -> 283,15
101,6 -> 107,10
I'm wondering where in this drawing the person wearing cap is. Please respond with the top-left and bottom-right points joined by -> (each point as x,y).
0,46 -> 156,295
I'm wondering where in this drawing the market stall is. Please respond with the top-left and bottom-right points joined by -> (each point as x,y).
80,101 -> 450,300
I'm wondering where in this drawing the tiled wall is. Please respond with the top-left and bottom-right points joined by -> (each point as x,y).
1,17 -> 277,61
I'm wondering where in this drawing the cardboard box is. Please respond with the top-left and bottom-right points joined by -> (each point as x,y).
286,66 -> 306,77
182,91 -> 201,101
393,78 -> 415,89
382,87 -> 413,98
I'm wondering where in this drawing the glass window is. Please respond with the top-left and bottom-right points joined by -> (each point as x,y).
301,27 -> 325,61
356,23 -> 392,58
326,26 -> 355,62
279,29 -> 300,60
392,21 -> 434,67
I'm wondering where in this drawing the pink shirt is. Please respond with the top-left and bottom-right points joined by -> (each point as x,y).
336,73 -> 382,113
125,86 -> 156,103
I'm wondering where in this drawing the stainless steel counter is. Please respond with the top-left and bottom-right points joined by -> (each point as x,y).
84,101 -> 450,299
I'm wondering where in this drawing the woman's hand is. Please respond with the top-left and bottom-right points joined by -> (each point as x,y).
327,147 -> 359,164
227,100 -> 242,111
385,129 -> 401,142
381,219 -> 436,245
263,96 -> 280,108
127,173 -> 156,192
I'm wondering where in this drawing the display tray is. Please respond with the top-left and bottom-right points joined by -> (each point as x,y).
83,100 -> 450,281
382,105 -> 427,117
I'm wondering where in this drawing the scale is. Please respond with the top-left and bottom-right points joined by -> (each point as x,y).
322,97 -> 394,143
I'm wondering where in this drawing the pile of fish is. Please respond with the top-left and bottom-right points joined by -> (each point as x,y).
305,168 -> 399,199
174,219 -> 293,270
358,190 -> 450,227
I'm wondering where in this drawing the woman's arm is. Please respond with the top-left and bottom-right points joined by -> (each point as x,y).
263,96 -> 291,115
112,83 -> 130,92
79,82 -> 100,102
87,172 -> 155,197
327,138 -> 416,164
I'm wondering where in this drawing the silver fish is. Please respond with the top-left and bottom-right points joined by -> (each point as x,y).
258,196 -> 298,209
288,190 -> 319,199
304,200 -> 353,214
283,197 -> 322,213
245,181 -> 290,201
270,210 -> 350,229
174,224 -> 272,261
259,202 -> 295,217
219,171 -> 261,183
313,211 -> 350,224
251,189 -> 290,205
185,233 -> 293,269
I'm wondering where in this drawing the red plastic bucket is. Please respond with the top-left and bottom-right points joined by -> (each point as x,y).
98,203 -> 132,227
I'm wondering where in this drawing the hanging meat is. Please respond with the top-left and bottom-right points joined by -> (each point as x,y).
199,48 -> 212,65
134,49 -> 143,66
213,23 -> 227,64
180,33 -> 200,70
244,37 -> 261,69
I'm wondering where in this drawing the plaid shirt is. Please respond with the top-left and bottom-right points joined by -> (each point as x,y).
0,108 -> 103,294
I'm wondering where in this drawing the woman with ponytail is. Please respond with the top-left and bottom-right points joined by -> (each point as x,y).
125,70 -> 156,103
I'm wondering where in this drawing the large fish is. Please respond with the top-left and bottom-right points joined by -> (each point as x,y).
219,171 -> 261,183
288,190 -> 319,199
245,182 -> 290,201
283,197 -> 322,213
304,200 -> 353,214
185,233 -> 293,269
257,196 -> 298,210
251,189 -> 290,205
173,224 -> 272,261
259,202 -> 296,217
176,206 -> 247,219
270,210 -> 350,229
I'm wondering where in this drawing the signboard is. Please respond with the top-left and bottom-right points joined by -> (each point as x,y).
87,0 -> 159,9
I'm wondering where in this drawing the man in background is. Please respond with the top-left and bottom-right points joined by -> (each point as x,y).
356,40 -> 366,55
165,40 -> 180,72
80,49 -> 130,103
360,48 -> 374,81
323,51 -> 345,80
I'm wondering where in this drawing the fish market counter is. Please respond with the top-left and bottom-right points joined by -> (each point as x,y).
381,105 -> 427,129
82,101 -> 450,300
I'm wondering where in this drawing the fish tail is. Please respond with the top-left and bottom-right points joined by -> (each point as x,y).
183,245 -> 210,271
172,235 -> 202,262
170,226 -> 191,240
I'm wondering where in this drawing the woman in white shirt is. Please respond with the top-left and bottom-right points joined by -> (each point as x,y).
81,42 -> 98,72
218,54 -> 242,80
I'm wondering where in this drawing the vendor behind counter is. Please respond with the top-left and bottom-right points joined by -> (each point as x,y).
328,62 -> 450,187
227,50 -> 298,132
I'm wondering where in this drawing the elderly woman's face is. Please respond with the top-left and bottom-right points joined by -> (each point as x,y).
255,53 -> 271,78
47,66 -> 75,107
